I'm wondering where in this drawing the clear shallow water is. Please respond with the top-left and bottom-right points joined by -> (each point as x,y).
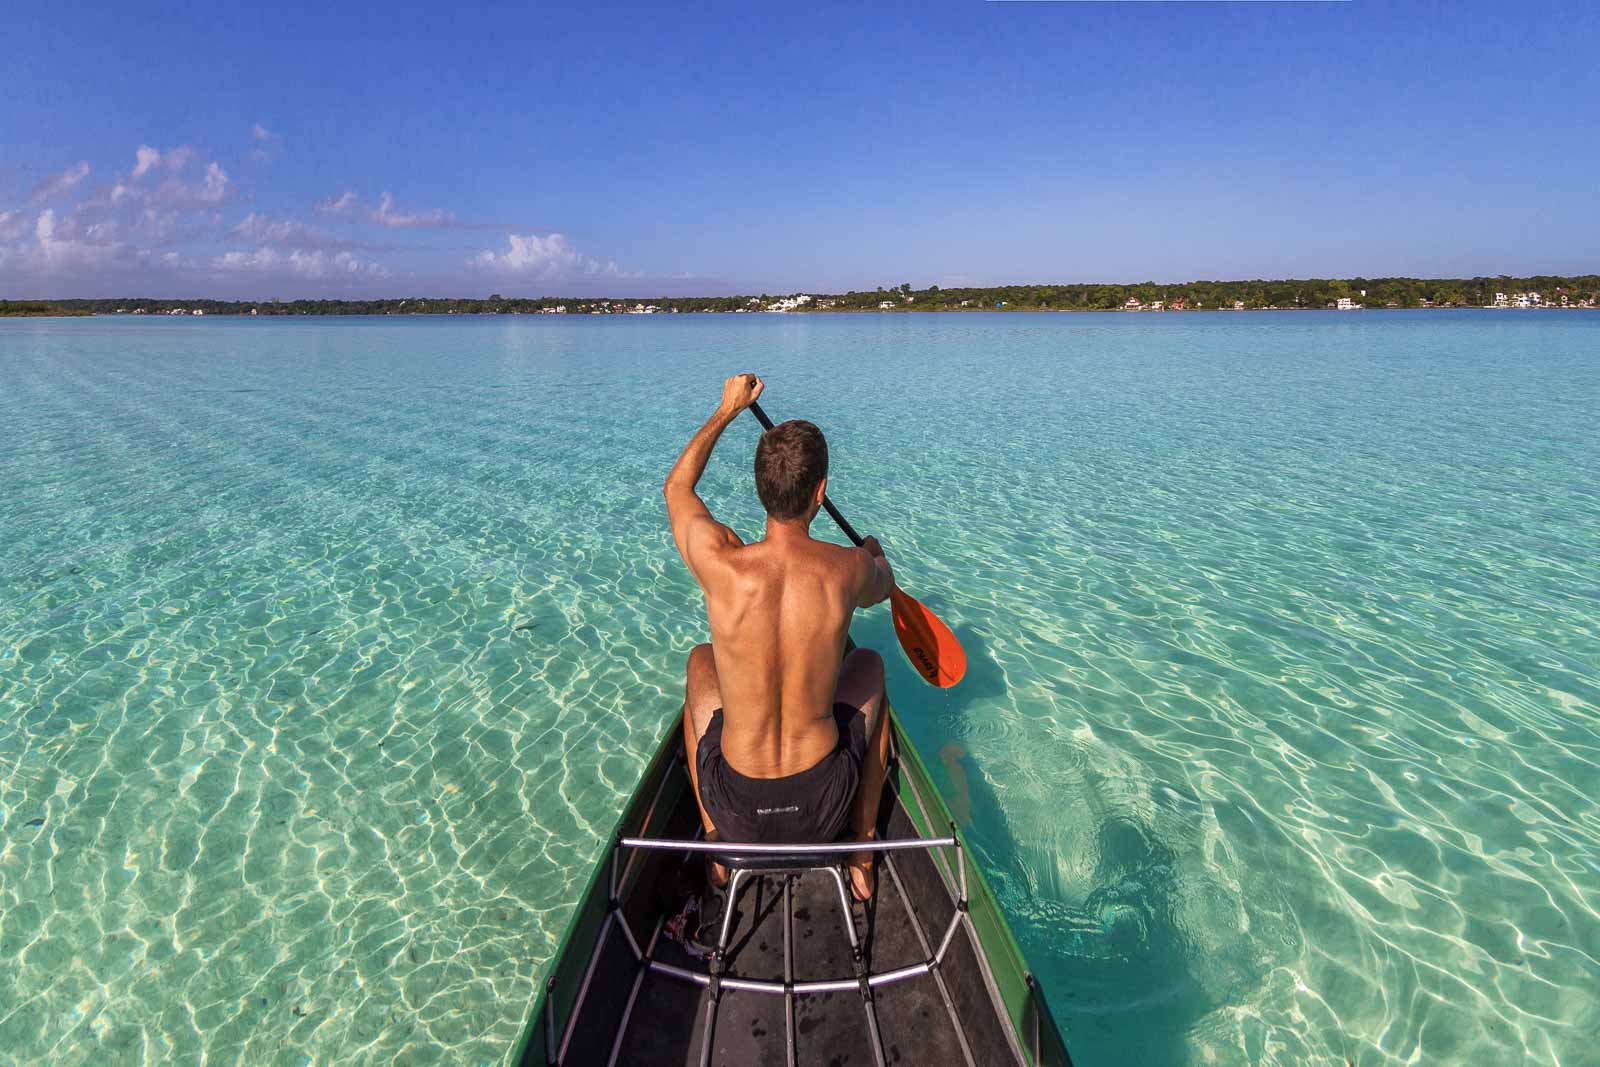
1,311 -> 1597,1066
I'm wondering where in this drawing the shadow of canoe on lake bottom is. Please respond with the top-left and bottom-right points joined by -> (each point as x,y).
920,622 -> 1222,1067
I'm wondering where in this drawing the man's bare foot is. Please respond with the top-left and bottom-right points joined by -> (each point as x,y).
847,830 -> 877,901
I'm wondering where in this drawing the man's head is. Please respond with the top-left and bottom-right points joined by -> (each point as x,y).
754,419 -> 828,521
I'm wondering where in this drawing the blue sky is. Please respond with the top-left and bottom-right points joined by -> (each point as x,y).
3,0 -> 1596,298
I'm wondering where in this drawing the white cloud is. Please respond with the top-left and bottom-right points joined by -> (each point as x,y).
315,190 -> 361,218
131,144 -> 195,180
200,162 -> 229,203
250,122 -> 284,161
1,138 -> 662,298
213,245 -> 388,278
105,146 -> 226,211
28,161 -> 91,205
137,205 -> 180,239
473,232 -> 619,278
373,191 -> 449,228
132,145 -> 161,179
315,190 -> 453,228
230,212 -> 341,248
27,207 -> 135,271
295,249 -> 388,277
215,247 -> 279,270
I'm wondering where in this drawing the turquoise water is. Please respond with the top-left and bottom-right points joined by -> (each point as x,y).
1,311 -> 1597,1066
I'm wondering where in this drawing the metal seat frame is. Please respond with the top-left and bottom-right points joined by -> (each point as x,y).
615,835 -> 967,1067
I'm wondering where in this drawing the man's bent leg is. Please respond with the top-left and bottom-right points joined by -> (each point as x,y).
683,643 -> 722,835
682,643 -> 728,886
835,647 -> 889,900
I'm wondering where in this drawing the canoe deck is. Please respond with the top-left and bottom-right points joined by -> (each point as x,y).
520,709 -> 1072,1067
620,859 -> 980,1064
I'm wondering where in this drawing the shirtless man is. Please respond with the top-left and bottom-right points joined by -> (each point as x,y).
663,373 -> 894,900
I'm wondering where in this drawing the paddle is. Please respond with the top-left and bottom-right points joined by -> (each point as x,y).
748,400 -> 967,688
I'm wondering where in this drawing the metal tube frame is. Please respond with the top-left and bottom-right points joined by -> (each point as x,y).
557,911 -> 613,1066
649,958 -> 938,996
883,852 -> 977,1067
822,865 -> 860,952
619,836 -> 956,855
782,875 -> 796,1067
612,833 -> 970,1064
553,826 -> 969,1066
606,914 -> 663,1067
541,709 -> 1016,1065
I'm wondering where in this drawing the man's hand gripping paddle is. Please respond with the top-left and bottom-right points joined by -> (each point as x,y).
748,400 -> 967,688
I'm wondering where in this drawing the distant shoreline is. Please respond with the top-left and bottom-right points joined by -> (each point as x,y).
0,301 -> 93,318
4,306 -> 1596,320
11,274 -> 1598,317
14,305 -> 1598,320
26,305 -> 1598,319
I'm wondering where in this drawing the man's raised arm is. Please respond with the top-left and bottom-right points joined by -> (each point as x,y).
663,373 -> 765,577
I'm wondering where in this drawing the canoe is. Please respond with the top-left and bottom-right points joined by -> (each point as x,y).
509,672 -> 1073,1066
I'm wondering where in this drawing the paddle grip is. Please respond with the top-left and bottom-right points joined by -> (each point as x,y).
746,401 -> 865,547
748,400 -> 777,431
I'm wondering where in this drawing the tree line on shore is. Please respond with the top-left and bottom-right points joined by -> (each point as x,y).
8,274 -> 1598,317
0,300 -> 93,316
829,275 -> 1599,311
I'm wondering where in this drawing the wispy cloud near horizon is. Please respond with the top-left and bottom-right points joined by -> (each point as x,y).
0,139 -> 681,299
213,246 -> 389,279
131,144 -> 194,180
472,232 -> 622,280
315,190 -> 455,229
250,123 -> 283,161
28,162 -> 91,205
230,212 -> 347,249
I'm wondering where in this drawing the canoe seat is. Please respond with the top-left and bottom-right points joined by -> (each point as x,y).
707,846 -> 852,872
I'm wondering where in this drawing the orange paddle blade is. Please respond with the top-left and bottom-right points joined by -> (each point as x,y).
889,586 -> 967,688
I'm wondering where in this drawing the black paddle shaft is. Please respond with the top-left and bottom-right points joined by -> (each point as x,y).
747,400 -> 865,547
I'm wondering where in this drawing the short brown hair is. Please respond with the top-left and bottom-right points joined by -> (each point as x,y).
754,419 -> 828,520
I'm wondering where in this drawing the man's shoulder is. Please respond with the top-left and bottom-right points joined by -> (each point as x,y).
800,539 -> 872,588
816,538 -> 867,564
750,535 -> 867,580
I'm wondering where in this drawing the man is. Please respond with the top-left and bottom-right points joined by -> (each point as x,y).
663,373 -> 894,901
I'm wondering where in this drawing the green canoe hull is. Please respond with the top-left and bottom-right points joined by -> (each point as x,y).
508,696 -> 1072,1066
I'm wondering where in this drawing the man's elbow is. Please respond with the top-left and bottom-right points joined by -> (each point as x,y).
860,565 -> 893,607
874,564 -> 895,605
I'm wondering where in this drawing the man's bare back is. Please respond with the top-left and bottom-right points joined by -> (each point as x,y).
699,530 -> 869,776
664,374 -> 893,897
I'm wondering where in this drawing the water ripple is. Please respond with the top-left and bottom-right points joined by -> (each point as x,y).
2,312 -> 1598,1065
